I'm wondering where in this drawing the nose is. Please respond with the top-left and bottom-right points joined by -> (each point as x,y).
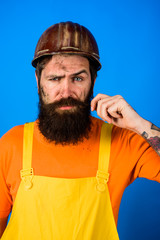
60,79 -> 73,98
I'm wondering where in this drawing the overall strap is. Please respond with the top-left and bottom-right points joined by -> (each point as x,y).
20,122 -> 34,189
96,123 -> 112,192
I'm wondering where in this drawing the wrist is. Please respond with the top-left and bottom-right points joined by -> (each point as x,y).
134,118 -> 151,136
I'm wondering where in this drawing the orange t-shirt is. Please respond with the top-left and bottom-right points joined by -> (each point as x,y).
0,117 -> 160,224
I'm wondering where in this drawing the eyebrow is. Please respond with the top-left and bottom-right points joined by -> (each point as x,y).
71,70 -> 89,77
46,69 -> 89,79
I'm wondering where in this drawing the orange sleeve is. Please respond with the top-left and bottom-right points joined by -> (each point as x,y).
0,126 -> 23,218
111,125 -> 160,183
109,126 -> 160,224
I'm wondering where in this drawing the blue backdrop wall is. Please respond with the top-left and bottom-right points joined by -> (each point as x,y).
0,0 -> 160,239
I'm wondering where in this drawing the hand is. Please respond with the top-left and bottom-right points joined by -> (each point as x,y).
91,94 -> 145,134
91,94 -> 160,156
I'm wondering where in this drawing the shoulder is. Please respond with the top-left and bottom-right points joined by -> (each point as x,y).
0,124 -> 26,173
112,125 -> 145,142
111,125 -> 151,154
0,122 -> 36,151
90,116 -> 104,136
90,117 -> 147,145
90,116 -> 104,129
0,124 -> 24,147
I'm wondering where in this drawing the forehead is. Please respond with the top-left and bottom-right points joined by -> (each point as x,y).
43,55 -> 90,73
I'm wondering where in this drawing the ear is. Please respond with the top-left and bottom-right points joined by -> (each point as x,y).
93,77 -> 96,87
35,71 -> 39,93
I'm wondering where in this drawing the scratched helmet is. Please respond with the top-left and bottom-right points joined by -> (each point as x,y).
31,21 -> 101,70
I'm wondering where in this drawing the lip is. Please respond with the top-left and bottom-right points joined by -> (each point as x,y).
58,106 -> 74,110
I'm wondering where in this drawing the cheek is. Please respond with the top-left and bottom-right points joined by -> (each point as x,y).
40,87 -> 48,98
40,83 -> 55,102
78,84 -> 92,100
41,83 -> 64,103
39,86 -> 49,103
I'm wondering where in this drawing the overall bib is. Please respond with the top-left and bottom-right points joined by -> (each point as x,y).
2,122 -> 119,240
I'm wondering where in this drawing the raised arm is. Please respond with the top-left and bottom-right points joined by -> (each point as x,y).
91,94 -> 160,156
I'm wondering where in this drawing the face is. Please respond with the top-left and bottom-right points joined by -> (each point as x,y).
36,55 -> 93,113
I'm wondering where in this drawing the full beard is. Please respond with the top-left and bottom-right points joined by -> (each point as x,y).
38,91 -> 93,145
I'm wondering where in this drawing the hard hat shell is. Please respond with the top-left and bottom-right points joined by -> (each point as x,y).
32,21 -> 101,70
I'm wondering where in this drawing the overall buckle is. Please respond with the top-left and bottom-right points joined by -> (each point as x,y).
20,168 -> 34,190
96,170 -> 109,192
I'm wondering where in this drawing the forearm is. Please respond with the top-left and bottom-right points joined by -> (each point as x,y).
91,94 -> 160,156
136,119 -> 160,156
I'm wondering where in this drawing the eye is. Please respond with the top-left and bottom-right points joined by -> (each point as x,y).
73,77 -> 82,82
49,77 -> 60,81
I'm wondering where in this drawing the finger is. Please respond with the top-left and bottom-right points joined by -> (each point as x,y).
100,111 -> 113,123
96,98 -> 124,123
96,97 -> 119,111
95,100 -> 112,122
91,94 -> 110,111
91,94 -> 124,112
95,98 -> 119,118
107,105 -> 123,118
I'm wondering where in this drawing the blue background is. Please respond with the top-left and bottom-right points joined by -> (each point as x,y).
0,0 -> 160,239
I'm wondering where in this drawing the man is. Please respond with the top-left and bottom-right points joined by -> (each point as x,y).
0,21 -> 159,239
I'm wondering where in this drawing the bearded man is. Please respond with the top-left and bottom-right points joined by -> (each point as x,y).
0,21 -> 160,240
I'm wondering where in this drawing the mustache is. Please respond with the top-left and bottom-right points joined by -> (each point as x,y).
41,97 -> 90,109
